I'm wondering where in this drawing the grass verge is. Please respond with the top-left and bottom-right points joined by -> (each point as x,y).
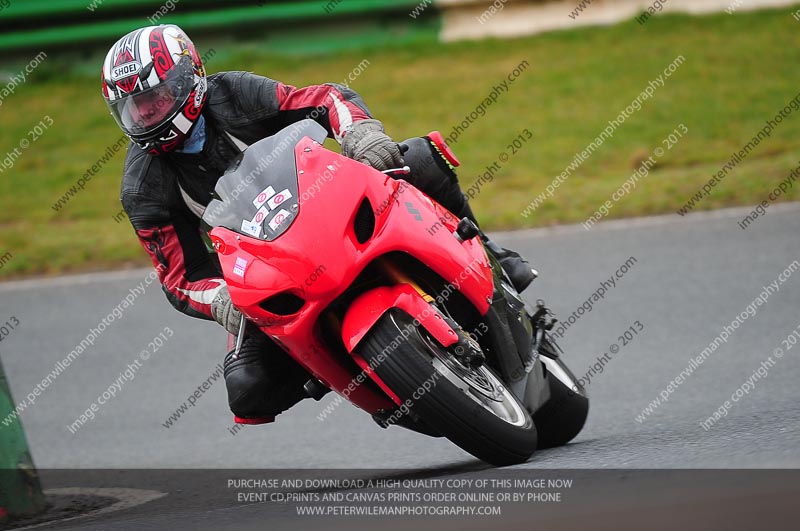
1,7 -> 798,277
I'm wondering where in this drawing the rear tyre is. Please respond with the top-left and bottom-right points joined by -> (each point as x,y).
358,310 -> 537,466
532,361 -> 589,449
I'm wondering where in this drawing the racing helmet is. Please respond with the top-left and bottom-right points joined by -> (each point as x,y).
101,24 -> 207,155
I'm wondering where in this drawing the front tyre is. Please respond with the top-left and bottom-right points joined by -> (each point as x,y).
358,310 -> 537,466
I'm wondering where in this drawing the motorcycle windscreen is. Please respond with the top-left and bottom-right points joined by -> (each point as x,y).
202,119 -> 328,241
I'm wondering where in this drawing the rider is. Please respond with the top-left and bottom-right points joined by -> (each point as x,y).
103,25 -> 536,425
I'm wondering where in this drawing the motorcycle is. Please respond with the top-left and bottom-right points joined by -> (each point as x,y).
203,119 -> 588,466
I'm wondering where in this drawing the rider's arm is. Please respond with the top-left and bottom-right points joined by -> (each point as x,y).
233,72 -> 401,169
235,72 -> 373,142
121,151 -> 223,321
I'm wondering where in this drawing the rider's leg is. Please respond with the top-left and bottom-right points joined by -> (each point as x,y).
400,134 -> 537,292
223,329 -> 312,424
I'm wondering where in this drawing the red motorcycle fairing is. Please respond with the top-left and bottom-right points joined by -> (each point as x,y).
339,284 -> 462,407
209,137 -> 493,414
340,284 -> 459,353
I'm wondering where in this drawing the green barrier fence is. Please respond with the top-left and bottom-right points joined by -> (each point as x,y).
0,0 -> 441,54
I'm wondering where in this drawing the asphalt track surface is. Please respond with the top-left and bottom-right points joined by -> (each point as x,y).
1,203 -> 798,530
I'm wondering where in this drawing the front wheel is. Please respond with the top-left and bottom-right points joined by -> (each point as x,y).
358,310 -> 537,466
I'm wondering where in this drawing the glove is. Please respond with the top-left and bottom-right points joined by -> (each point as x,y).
211,285 -> 244,335
341,119 -> 404,171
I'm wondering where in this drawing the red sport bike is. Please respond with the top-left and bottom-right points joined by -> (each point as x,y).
203,120 -> 588,466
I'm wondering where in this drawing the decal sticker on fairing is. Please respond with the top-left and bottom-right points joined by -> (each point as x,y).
268,209 -> 292,231
267,189 -> 293,210
233,257 -> 248,277
252,186 -> 276,209
240,219 -> 262,238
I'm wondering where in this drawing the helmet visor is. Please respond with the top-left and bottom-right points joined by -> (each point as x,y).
108,57 -> 194,140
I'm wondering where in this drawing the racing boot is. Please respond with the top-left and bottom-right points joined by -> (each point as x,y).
401,132 -> 537,292
479,233 -> 538,292
460,200 -> 538,293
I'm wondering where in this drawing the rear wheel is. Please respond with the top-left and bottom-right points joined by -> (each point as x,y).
533,340 -> 589,449
359,310 -> 537,466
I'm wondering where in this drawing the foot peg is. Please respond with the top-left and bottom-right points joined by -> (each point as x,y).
531,299 -> 556,328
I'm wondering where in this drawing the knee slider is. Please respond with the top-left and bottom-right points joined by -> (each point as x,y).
224,349 -> 270,418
